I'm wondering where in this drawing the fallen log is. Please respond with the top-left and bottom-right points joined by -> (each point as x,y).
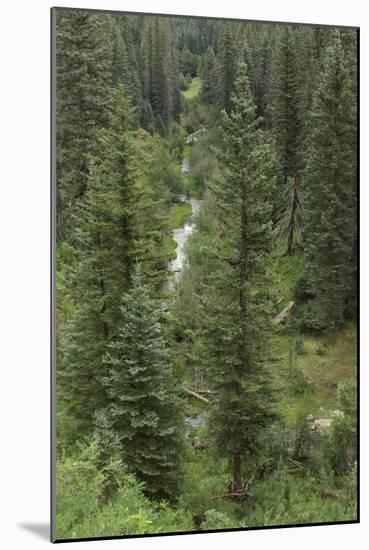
184,387 -> 211,405
287,458 -> 304,468
189,388 -> 217,396
273,301 -> 296,324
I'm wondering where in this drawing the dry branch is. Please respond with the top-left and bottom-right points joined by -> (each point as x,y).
184,387 -> 211,404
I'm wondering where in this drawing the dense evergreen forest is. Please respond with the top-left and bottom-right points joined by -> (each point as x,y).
55,10 -> 358,539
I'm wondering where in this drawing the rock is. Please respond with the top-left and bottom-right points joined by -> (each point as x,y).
185,412 -> 208,428
311,418 -> 333,435
186,134 -> 197,145
181,158 -> 190,175
330,409 -> 344,418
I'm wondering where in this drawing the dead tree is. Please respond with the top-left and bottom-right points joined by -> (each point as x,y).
276,175 -> 301,255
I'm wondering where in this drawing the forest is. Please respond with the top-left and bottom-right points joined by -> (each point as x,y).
54,9 -> 358,540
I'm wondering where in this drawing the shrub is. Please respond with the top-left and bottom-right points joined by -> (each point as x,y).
294,271 -> 315,302
323,381 -> 357,474
202,509 -> 237,530
296,301 -> 328,332
56,443 -> 193,540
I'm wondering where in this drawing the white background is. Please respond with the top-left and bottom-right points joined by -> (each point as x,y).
0,0 -> 367,548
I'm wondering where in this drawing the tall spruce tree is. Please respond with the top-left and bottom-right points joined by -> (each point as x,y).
140,17 -> 179,133
56,10 -> 114,240
271,26 -> 302,252
200,63 -> 276,493
255,31 -> 273,129
271,26 -> 300,185
215,24 -> 240,112
59,90 -> 143,439
199,46 -> 216,103
112,16 -> 143,121
303,32 -> 357,329
101,264 -> 183,501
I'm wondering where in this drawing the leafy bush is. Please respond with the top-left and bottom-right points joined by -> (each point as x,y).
287,361 -> 310,396
56,443 -> 193,540
202,509 -> 238,530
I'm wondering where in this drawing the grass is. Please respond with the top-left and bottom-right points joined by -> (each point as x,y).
181,77 -> 202,100
270,248 -> 305,308
169,202 -> 192,228
268,250 -> 357,425
271,323 -> 357,425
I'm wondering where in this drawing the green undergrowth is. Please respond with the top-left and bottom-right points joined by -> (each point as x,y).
169,202 -> 192,228
163,235 -> 178,262
181,77 -> 202,100
269,250 -> 357,426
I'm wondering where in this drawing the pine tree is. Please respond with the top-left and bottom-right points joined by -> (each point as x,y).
56,10 -> 114,240
215,24 -> 240,112
199,46 -> 216,103
102,264 -> 183,501
200,63 -> 276,493
271,26 -> 300,184
271,26 -> 302,251
303,32 -> 357,329
111,16 -> 143,121
140,17 -> 179,133
59,90 -> 143,439
255,31 -> 273,129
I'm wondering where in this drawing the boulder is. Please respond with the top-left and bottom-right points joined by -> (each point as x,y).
311,418 -> 333,435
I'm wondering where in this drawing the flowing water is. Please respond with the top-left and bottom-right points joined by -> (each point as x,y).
171,144 -> 206,428
169,195 -> 201,282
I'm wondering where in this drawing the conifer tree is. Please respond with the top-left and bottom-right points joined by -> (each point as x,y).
200,63 -> 276,493
140,17 -> 179,133
102,264 -> 183,501
59,90 -> 143,438
271,26 -> 300,184
276,174 -> 302,255
112,16 -> 143,120
56,10 -> 114,239
215,24 -> 240,112
60,85 -> 172,439
271,26 -> 302,251
303,32 -> 357,329
199,46 -> 216,103
255,32 -> 273,129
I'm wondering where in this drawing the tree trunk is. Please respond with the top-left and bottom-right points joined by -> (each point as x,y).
233,454 -> 242,492
286,175 -> 300,255
184,387 -> 211,404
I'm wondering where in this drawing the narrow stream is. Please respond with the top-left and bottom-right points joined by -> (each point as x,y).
171,145 -> 207,429
169,195 -> 201,281
168,154 -> 202,283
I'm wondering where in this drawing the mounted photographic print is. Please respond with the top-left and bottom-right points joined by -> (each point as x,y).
51,6 -> 359,542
